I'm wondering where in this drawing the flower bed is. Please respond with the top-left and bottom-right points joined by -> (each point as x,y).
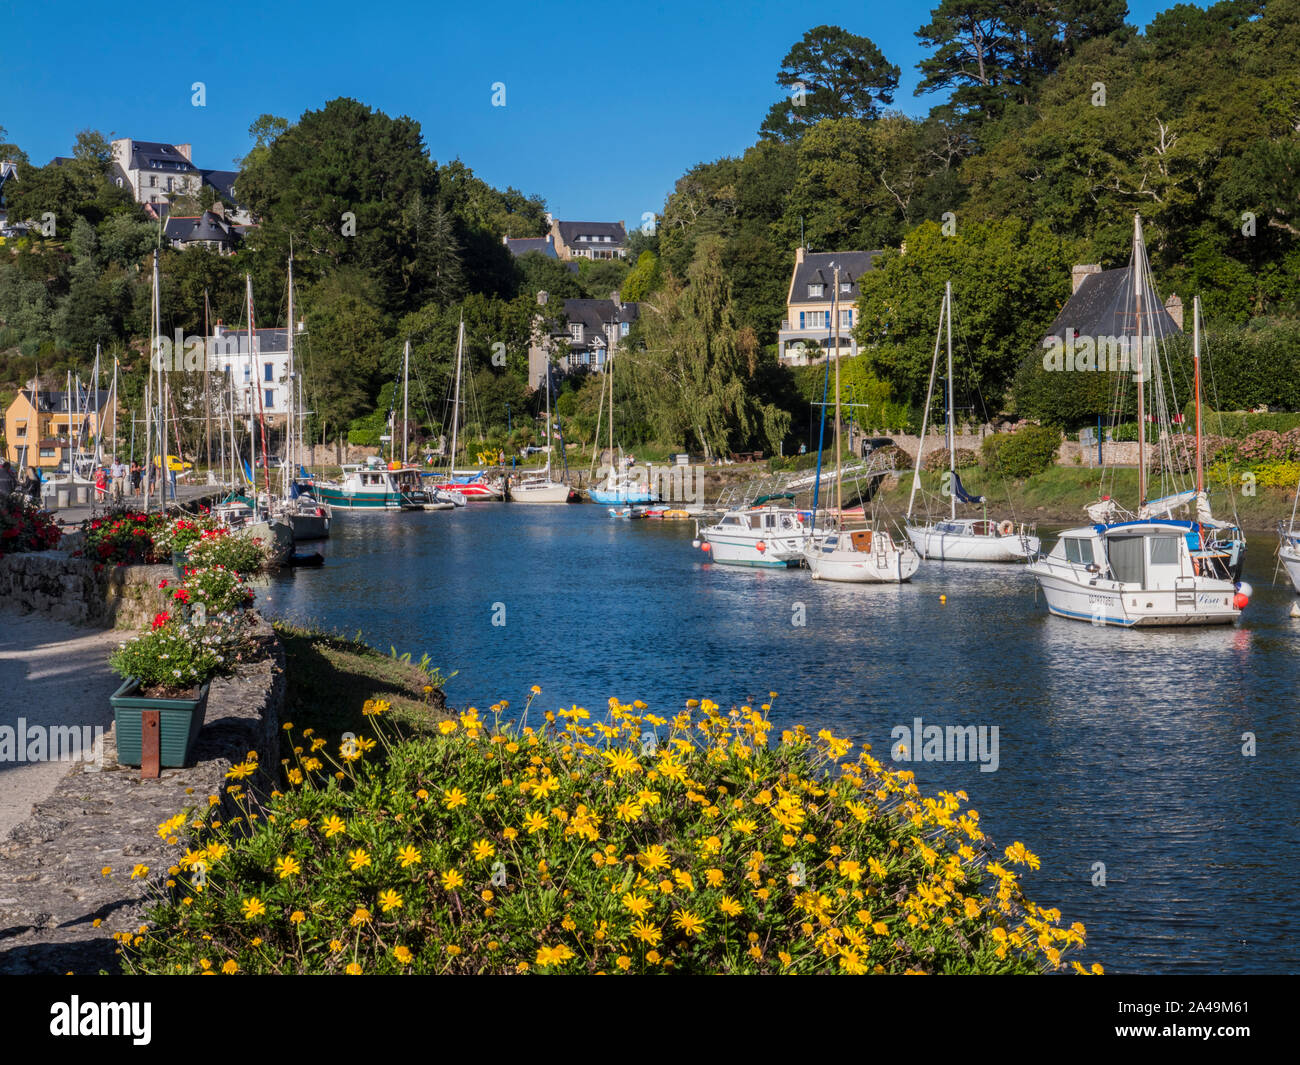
121,693 -> 1094,976
185,527 -> 269,574
0,493 -> 61,555
78,511 -> 168,566
161,566 -> 254,615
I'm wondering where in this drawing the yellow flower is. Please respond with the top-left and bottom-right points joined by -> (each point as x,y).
636,844 -> 670,873
535,944 -> 576,966
705,868 -> 725,888
732,818 -> 757,835
398,845 -> 422,868
378,889 -> 403,913
443,787 -> 468,809
872,921 -> 889,936
671,909 -> 703,936
100,867 -> 111,877
615,955 -> 631,971
719,896 -> 743,918
524,811 -> 549,834
221,959 -> 238,975
442,869 -> 465,891
348,848 -> 372,872
394,945 -> 414,965
345,962 -> 362,975
622,892 -> 651,918
530,685 -> 542,694
322,815 -> 346,838
274,855 -> 301,879
631,920 -> 661,946
240,897 -> 266,921
471,839 -> 495,861
290,910 -> 305,924
130,864 -> 149,880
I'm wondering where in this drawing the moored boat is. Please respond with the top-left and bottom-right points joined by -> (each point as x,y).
696,504 -> 808,567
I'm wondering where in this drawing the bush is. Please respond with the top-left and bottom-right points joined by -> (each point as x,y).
121,694 -> 1094,975
108,611 -> 241,695
185,527 -> 269,574
0,493 -> 61,554
921,447 -> 978,473
981,425 -> 1060,479
77,510 -> 167,566
161,566 -> 254,614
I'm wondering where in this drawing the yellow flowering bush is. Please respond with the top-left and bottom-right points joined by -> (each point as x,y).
121,693 -> 1095,975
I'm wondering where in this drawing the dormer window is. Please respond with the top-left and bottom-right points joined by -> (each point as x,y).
807,283 -> 824,298
840,282 -> 851,294
570,323 -> 583,341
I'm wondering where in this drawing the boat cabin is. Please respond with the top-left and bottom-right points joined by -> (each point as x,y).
1047,520 -> 1236,587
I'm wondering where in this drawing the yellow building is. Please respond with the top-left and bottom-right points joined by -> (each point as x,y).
3,386 -> 115,471
777,248 -> 882,365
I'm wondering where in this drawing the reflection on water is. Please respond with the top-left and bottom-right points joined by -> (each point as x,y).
263,506 -> 1300,974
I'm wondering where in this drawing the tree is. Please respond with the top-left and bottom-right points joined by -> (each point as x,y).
621,251 -> 663,301
760,26 -> 900,141
633,240 -> 791,456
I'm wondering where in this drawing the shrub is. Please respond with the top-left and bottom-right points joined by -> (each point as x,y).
921,447 -> 978,473
185,527 -> 269,573
121,694 -> 1094,976
0,493 -> 61,555
980,425 -> 1060,479
161,566 -> 254,614
77,510 -> 167,566
153,515 -> 217,557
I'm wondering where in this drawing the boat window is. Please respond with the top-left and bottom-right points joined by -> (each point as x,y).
1107,535 -> 1145,584
1063,538 -> 1094,566
823,536 -> 837,551
1149,536 -> 1180,565
720,515 -> 740,526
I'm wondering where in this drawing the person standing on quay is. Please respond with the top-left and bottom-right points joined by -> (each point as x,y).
111,457 -> 127,501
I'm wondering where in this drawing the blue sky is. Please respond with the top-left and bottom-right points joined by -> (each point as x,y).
4,0 -> 1185,225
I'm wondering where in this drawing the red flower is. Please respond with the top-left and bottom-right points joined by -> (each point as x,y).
173,588 -> 191,604
158,579 -> 169,588
151,611 -> 171,630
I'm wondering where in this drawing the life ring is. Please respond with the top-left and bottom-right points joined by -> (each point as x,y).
756,541 -> 767,553
997,520 -> 1014,536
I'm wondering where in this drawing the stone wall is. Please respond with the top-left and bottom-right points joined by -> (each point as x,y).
1058,440 -> 1141,468
0,552 -> 171,629
0,613 -> 286,974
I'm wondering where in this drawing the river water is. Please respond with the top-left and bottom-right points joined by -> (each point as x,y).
261,504 -> 1300,974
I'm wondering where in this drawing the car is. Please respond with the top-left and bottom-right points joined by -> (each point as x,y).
860,437 -> 895,457
152,454 -> 193,472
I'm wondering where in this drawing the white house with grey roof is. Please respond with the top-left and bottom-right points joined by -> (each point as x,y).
526,292 -> 638,391
111,139 -> 202,206
548,216 -> 627,261
204,324 -> 303,424
778,248 -> 882,365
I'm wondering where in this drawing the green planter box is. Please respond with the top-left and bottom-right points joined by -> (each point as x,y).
172,550 -> 189,579
111,677 -> 211,768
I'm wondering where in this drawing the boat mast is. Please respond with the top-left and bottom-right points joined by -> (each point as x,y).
833,264 -> 843,525
946,280 -> 956,521
402,338 -> 410,468
143,251 -> 158,515
907,292 -> 945,522
1193,294 -> 1203,497
449,318 -> 463,471
204,288 -> 212,482
1134,214 -> 1147,508
245,273 -> 260,518
544,360 -> 553,480
286,251 -> 295,500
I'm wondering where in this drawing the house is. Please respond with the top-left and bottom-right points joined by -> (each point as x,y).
203,323 -> 303,423
110,139 -> 203,207
503,234 -> 559,259
778,248 -> 881,365
1043,263 -> 1184,343
547,215 -> 627,261
4,385 -> 115,471
163,209 -> 238,253
0,159 -> 15,227
526,291 -> 638,390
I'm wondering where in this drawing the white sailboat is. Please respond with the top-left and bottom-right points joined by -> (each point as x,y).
511,361 -> 574,503
278,252 -> 331,539
1028,216 -> 1250,626
430,319 -> 504,501
905,282 -> 1039,562
802,262 -> 919,583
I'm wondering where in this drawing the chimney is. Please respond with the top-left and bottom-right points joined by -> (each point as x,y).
795,247 -> 805,265
1072,264 -> 1101,293
537,290 -> 549,306
544,212 -> 553,227
502,235 -> 509,246
1165,293 -> 1184,330
176,143 -> 192,162
545,233 -> 552,245
610,291 -> 620,305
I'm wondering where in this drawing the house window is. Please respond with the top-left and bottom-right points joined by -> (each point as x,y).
15,420 -> 26,437
150,176 -> 157,187
840,310 -> 852,328
570,323 -> 582,341
243,365 -> 250,381
808,283 -> 824,298
39,447 -> 55,458
805,310 -> 826,329
264,389 -> 274,409
264,362 -> 274,382
840,282 -> 851,294
620,322 -> 629,336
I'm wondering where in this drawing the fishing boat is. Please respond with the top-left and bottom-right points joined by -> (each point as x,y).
800,263 -> 919,583
905,282 -> 1039,562
1029,216 -> 1250,626
315,458 -> 423,510
696,503 -> 809,567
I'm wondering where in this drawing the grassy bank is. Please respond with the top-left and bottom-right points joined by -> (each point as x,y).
878,466 -> 1297,530
273,622 -> 452,757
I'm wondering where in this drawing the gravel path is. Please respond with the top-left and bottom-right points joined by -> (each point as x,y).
0,611 -> 122,840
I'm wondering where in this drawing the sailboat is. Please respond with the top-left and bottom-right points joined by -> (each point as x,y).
905,282 -> 1040,562
511,361 -> 575,503
430,319 -> 504,501
1028,216 -> 1250,626
802,262 -> 919,583
587,349 -> 657,505
277,253 -> 331,539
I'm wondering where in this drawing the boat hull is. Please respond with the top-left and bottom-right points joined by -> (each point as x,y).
589,487 -> 658,504
1281,545 -> 1300,594
512,482 -> 573,503
703,533 -> 804,567
805,542 -> 920,582
287,510 -> 330,541
1029,564 -> 1240,626
906,524 -> 1039,562
315,487 -> 410,510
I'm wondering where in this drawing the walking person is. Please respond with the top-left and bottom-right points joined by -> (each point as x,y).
21,465 -> 42,504
0,460 -> 16,498
111,458 -> 127,502
94,465 -> 107,502
130,461 -> 142,495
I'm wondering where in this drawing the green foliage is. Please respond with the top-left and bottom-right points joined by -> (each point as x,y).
760,25 -> 901,141
980,423 -> 1061,479
619,251 -> 662,302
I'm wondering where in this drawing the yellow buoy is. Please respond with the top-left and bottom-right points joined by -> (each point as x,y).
940,595 -> 947,603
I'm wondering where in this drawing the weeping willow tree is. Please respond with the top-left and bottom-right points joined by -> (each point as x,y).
632,239 -> 790,458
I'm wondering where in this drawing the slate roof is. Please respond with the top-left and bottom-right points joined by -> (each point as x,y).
789,250 -> 882,304
127,141 -> 197,174
200,169 -> 239,201
207,327 -> 292,355
558,298 -> 639,350
506,236 -> 558,258
165,211 -> 234,245
1042,266 -> 1181,342
19,388 -> 113,414
555,220 -> 626,247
